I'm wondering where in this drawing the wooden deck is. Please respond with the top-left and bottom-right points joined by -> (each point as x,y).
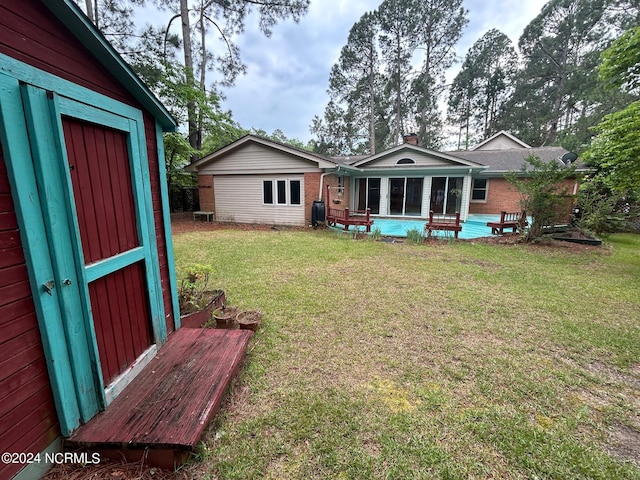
65,327 -> 252,469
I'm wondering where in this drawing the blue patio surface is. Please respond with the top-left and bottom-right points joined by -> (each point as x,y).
331,214 -> 504,239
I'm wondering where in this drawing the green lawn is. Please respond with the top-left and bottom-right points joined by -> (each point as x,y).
174,230 -> 640,479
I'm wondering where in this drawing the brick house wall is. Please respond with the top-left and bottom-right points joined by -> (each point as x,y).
469,177 -> 579,221
198,175 -> 215,212
304,172 -> 321,227
469,178 -> 522,214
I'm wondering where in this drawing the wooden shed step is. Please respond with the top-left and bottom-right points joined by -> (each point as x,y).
65,327 -> 252,469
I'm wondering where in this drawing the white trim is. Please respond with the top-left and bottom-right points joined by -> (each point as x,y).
262,177 -> 304,206
352,143 -> 484,168
470,178 -> 489,203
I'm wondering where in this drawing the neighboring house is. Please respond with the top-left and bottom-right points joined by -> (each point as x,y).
0,1 -> 180,478
189,131 -> 582,227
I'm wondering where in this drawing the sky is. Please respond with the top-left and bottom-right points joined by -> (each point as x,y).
140,0 -> 550,144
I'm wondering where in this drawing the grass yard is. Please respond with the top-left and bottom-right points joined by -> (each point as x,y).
174,230 -> 640,479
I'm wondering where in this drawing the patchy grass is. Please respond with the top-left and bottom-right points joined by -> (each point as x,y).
174,230 -> 640,479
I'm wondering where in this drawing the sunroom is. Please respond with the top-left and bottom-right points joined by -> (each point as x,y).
342,144 -> 487,221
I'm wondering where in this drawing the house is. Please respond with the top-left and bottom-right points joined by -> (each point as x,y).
0,1 -> 249,478
189,131 -> 581,228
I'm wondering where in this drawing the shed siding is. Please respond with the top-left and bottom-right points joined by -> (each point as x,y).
144,113 -> 175,335
0,0 -> 134,107
0,1 -> 176,475
363,151 -> 456,168
214,175 -> 305,226
0,149 -> 60,480
200,143 -> 322,175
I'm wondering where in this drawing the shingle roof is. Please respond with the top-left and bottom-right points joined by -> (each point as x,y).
331,155 -> 369,166
449,146 -> 571,173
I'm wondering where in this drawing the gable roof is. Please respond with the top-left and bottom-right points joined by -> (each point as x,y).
42,0 -> 176,131
471,131 -> 531,150
351,143 -> 485,169
186,134 -> 339,171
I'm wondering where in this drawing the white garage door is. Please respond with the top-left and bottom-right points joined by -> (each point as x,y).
214,175 -> 306,226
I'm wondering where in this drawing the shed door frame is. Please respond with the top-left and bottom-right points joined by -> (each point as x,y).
0,65 -> 166,434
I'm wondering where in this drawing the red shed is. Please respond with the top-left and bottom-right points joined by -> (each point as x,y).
0,0 -> 192,477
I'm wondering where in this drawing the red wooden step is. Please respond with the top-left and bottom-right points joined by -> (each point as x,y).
65,327 -> 252,469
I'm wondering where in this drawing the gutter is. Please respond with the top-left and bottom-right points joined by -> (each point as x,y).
318,164 -> 363,200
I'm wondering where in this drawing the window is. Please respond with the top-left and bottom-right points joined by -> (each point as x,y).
277,180 -> 287,204
263,180 -> 273,204
263,178 -> 302,205
471,178 -> 488,201
396,158 -> 415,165
290,180 -> 301,205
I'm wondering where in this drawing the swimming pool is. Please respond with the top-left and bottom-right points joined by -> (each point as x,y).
330,214 -> 504,239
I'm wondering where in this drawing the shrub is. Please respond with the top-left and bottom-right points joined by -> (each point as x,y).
405,228 -> 425,244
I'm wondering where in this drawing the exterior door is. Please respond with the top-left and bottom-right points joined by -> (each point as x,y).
356,178 -> 381,214
389,178 -> 405,215
430,177 -> 464,214
62,118 -> 153,386
1,75 -> 166,432
388,178 -> 424,216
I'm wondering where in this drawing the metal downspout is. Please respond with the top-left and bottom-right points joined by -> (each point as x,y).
318,166 -> 340,201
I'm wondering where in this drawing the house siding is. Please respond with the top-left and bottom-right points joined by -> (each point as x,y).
199,143 -> 323,175
0,148 -> 60,480
473,136 -> 526,150
361,151 -> 456,168
214,175 -> 306,226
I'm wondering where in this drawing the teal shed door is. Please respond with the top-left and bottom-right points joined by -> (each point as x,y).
62,117 -> 153,385
0,73 -> 166,434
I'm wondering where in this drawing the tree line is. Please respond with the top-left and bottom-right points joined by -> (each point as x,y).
311,0 -> 639,156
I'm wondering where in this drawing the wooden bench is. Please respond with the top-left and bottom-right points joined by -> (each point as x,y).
424,211 -> 462,238
327,207 -> 374,232
193,211 -> 214,222
325,184 -> 374,232
486,211 -> 527,235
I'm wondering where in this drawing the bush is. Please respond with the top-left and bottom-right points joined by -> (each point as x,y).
505,155 -> 578,242
405,228 -> 425,244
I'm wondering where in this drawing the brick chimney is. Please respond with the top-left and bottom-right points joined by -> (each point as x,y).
403,133 -> 419,146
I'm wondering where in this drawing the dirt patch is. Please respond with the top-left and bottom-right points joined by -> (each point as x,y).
607,423 -> 640,467
170,212 -> 306,235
